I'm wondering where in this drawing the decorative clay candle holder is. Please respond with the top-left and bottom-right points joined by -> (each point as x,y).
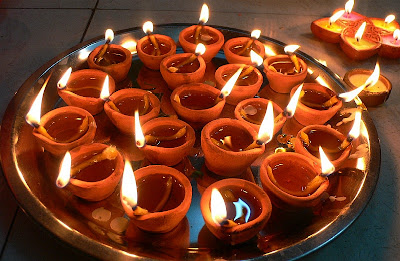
291,83 -> 342,126
139,117 -> 195,166
311,17 -> 346,43
370,17 -> 400,36
339,21 -> 381,60
335,8 -> 365,27
58,69 -> 116,115
294,124 -> 352,168
201,118 -> 265,177
137,34 -> 177,70
200,178 -> 272,245
263,55 -> 307,94
344,68 -> 392,107
223,37 -> 266,65
215,64 -> 263,105
179,25 -> 224,63
88,44 -> 132,83
66,143 -> 124,201
260,152 -> 328,210
122,165 -> 192,233
378,31 -> 400,59
234,98 -> 285,135
160,53 -> 206,90
170,83 -> 225,126
32,106 -> 96,156
104,88 -> 160,135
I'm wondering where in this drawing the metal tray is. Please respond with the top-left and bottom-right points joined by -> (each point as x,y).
0,24 -> 380,260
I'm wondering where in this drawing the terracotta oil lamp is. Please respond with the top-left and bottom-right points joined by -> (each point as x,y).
120,164 -> 192,233
103,88 -> 160,135
200,179 -> 272,245
178,4 -> 224,63
335,1 -> 365,26
137,21 -> 177,70
260,151 -> 330,210
215,52 -> 264,105
294,111 -> 362,168
160,44 -> 206,90
263,45 -> 308,94
344,63 -> 391,107
88,29 -> 132,82
311,10 -> 346,43
340,20 -> 381,60
201,114 -> 275,177
57,68 -> 116,115
291,83 -> 343,126
370,14 -> 399,36
56,143 -> 124,201
223,29 -> 265,64
234,98 -> 285,135
379,29 -> 400,59
134,117 -> 196,166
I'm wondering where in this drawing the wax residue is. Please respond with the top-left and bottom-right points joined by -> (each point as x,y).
110,217 -> 129,233
329,195 -> 347,202
349,144 -> 369,159
92,207 -> 111,222
336,108 -> 358,126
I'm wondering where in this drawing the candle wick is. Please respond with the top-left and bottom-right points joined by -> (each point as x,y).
219,92 -> 224,99
256,139 -> 264,146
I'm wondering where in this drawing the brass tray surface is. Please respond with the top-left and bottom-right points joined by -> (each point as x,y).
1,24 -> 380,260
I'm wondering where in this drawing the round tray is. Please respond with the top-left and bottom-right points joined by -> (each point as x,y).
0,24 -> 380,260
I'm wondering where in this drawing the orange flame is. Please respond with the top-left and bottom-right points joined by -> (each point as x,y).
57,67 -> 72,89
122,40 -> 138,54
120,160 -> 138,209
220,66 -> 244,98
264,45 -> 277,57
250,50 -> 263,66
345,0 -> 354,14
105,29 -> 114,43
329,10 -> 346,25
195,43 -> 206,56
143,21 -> 154,34
385,14 -> 395,24
25,75 -> 51,127
319,146 -> 335,177
199,4 -> 209,24
284,44 -> 300,54
56,151 -> 71,188
100,75 -> 110,100
251,29 -> 261,39
134,110 -> 145,148
394,29 -> 400,41
211,188 -> 227,225
284,83 -> 303,117
257,101 -> 274,144
348,110 -> 362,140
355,22 -> 367,42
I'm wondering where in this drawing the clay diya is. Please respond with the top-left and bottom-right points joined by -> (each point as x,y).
137,21 -> 177,70
120,164 -> 192,233
201,118 -> 266,177
260,152 -> 329,210
200,178 -> 272,245
340,21 -> 381,60
234,98 -> 285,135
223,29 -> 265,64
57,68 -> 116,115
103,88 -> 160,135
311,10 -> 346,43
160,47 -> 206,90
88,29 -> 132,82
370,15 -> 399,36
379,29 -> 400,59
178,4 -> 224,63
263,45 -> 308,94
215,63 -> 263,105
344,67 -> 392,107
56,143 -> 124,201
170,83 -> 225,126
291,83 -> 342,126
135,117 -> 195,166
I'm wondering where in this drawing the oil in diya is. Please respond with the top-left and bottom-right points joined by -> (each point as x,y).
88,29 -> 132,82
223,29 -> 266,65
137,21 -> 177,70
56,143 -> 124,201
311,10 -> 346,43
200,179 -> 272,245
135,116 -> 196,166
178,4 -> 224,63
120,164 -> 192,233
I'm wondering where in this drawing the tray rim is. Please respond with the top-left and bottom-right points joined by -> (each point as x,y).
0,23 -> 381,260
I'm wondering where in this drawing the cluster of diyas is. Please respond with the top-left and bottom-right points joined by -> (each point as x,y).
311,0 -> 400,60
24,3 -> 376,249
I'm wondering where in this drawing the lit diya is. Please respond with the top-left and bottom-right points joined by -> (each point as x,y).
260,149 -> 333,210
379,29 -> 400,59
263,45 -> 308,94
103,88 -> 160,135
120,163 -> 192,233
134,116 -> 195,166
335,0 -> 365,26
370,14 -> 399,36
201,102 -> 274,177
311,10 -> 346,43
178,4 -> 224,63
340,20 -> 381,60
137,21 -> 177,70
215,51 -> 264,105
25,75 -> 96,156
88,29 -> 132,82
344,62 -> 391,106
160,43 -> 206,90
200,179 -> 272,245
56,143 -> 123,201
57,68 -> 116,115
223,29 -> 266,64
295,110 -> 361,168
